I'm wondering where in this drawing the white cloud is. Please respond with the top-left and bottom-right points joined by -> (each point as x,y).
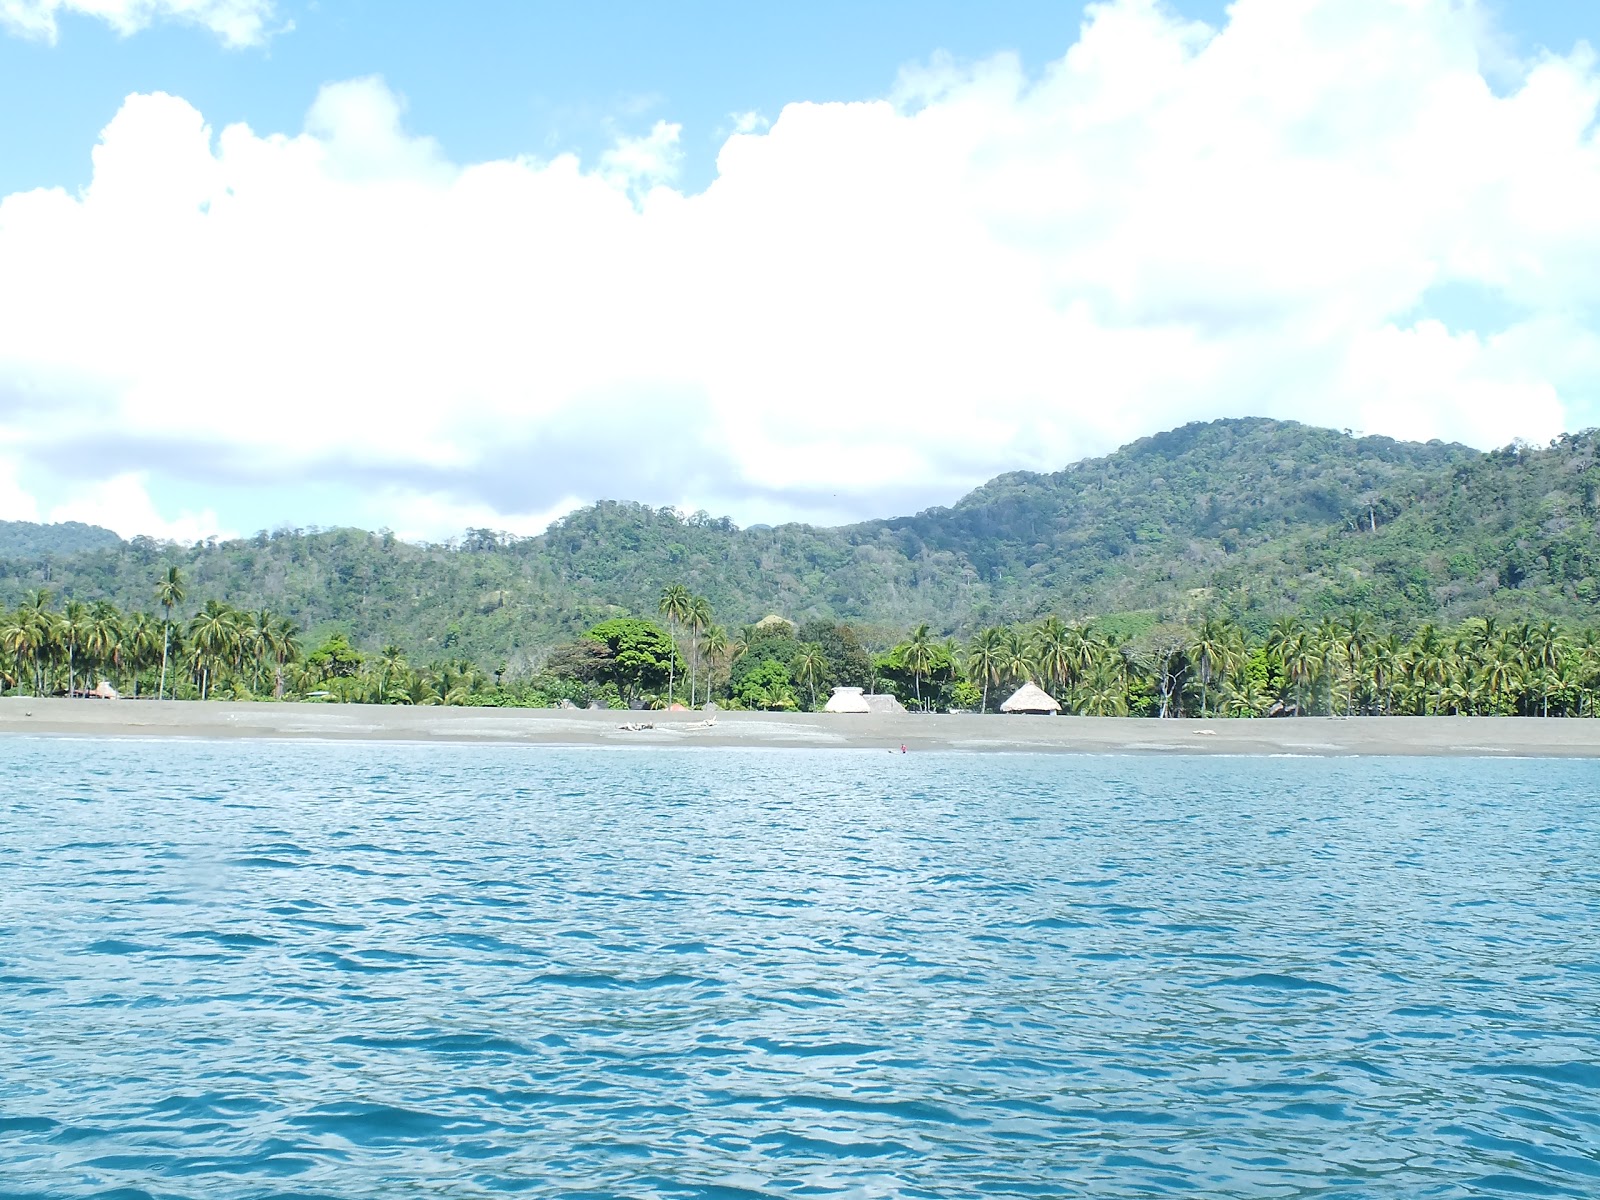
0,459 -> 40,522
0,0 -> 275,46
600,119 -> 684,191
2,0 -> 1600,541
47,473 -> 232,543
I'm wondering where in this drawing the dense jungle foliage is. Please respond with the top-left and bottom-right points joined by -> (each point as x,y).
4,418 -> 1600,676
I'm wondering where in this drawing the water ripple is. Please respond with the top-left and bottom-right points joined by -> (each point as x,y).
1,739 -> 1597,1198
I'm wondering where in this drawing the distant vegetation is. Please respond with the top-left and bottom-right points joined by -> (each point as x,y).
5,417 -> 1600,716
6,573 -> 1600,719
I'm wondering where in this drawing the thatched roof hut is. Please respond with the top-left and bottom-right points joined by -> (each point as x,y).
864,693 -> 907,714
824,687 -> 871,714
1000,681 -> 1060,714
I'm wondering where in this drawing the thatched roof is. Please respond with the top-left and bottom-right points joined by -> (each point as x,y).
824,687 -> 871,714
864,693 -> 907,714
1001,681 -> 1061,714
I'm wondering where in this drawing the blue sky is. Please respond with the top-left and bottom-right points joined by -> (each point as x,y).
3,1 -> 1591,199
1,0 -> 1599,541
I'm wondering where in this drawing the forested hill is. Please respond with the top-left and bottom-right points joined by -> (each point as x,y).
0,519 -> 122,559
4,416 -> 1599,664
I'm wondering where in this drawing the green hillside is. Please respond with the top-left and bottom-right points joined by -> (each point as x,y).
3,417 -> 1597,663
0,519 -> 122,559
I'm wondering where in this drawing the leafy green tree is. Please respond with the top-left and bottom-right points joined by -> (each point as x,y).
734,657 -> 797,710
585,617 -> 680,704
307,632 -> 365,682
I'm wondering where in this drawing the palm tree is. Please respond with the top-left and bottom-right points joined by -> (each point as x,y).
1075,659 -> 1129,716
998,628 -> 1035,695
1368,633 -> 1404,715
18,591 -> 57,696
658,583 -> 692,703
84,601 -> 124,692
1408,623 -> 1447,715
57,599 -> 90,696
123,612 -> 161,697
154,566 -> 186,700
965,627 -> 1006,713
699,624 -> 730,705
687,594 -> 712,707
794,643 -> 826,710
1529,620 -> 1564,717
1189,616 -> 1237,718
1033,616 -> 1072,697
378,643 -> 407,703
1343,614 -> 1374,716
902,623 -> 936,710
187,600 -> 239,700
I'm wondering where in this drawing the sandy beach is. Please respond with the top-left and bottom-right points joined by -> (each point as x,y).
3,696 -> 1600,756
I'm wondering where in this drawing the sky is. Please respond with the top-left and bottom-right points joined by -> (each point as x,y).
1,0 -> 1598,543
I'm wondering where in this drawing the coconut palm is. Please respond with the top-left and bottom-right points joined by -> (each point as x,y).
901,623 -> 937,710
187,600 -> 239,700
377,643 -> 407,703
153,566 -> 186,700
1189,616 -> 1238,718
84,601 -> 124,691
965,626 -> 1006,713
998,628 -> 1036,693
55,599 -> 90,697
1074,659 -> 1129,716
701,624 -> 730,704
794,643 -> 826,710
1368,633 -> 1404,716
658,583 -> 692,703
1032,616 -> 1072,696
687,594 -> 712,707
122,612 -> 161,696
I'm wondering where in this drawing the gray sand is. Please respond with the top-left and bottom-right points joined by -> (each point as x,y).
3,697 -> 1600,756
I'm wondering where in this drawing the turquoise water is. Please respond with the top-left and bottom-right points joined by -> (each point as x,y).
1,739 -> 1597,1199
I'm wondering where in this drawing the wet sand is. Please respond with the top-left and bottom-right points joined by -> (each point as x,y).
3,696 -> 1600,756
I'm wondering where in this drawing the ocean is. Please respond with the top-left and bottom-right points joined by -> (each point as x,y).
1,737 -> 1597,1198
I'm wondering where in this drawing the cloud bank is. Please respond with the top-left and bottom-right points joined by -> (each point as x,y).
0,0 -> 274,46
1,0 -> 1598,540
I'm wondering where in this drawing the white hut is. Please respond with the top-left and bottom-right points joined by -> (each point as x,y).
824,686 -> 872,714
863,693 -> 908,714
1000,681 -> 1061,714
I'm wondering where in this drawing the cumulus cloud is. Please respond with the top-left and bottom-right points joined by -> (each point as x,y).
0,0 -> 275,46
1,0 -> 1599,541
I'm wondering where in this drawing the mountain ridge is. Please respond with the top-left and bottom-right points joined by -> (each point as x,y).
1,417 -> 1591,663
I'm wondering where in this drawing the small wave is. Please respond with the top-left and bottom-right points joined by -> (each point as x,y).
747,1037 -> 882,1058
81,939 -> 151,956
1469,1062 -> 1600,1092
527,971 -> 700,990
1206,972 -> 1349,994
172,930 -> 275,950
331,1032 -> 533,1057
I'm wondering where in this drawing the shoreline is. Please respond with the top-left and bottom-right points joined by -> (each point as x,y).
4,697 -> 1600,757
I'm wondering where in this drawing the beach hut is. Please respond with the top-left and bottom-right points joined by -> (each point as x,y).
824,687 -> 871,714
863,693 -> 908,714
1000,682 -> 1061,715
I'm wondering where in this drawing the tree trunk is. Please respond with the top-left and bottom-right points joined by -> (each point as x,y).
159,624 -> 170,700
